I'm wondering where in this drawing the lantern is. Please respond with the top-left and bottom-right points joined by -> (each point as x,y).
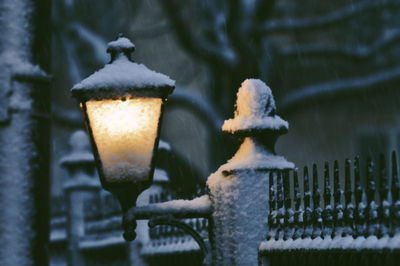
71,35 -> 175,211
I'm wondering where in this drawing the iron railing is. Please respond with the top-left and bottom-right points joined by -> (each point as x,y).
260,151 -> 400,266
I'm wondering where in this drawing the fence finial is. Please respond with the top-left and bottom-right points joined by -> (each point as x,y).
60,130 -> 99,189
60,130 -> 95,169
222,79 -> 288,135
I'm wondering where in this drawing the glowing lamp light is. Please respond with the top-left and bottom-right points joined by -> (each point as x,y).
71,35 -> 175,211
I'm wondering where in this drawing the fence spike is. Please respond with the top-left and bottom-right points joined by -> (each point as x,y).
304,166 -> 311,209
269,171 -> 276,214
379,154 -> 389,200
293,168 -> 303,240
276,171 -> 285,240
313,164 -> 321,208
366,157 -> 376,203
391,151 -> 400,236
294,168 -> 301,209
267,172 -> 277,240
284,170 -> 291,210
343,158 -> 354,237
333,160 -> 344,238
302,166 -> 313,238
345,159 -> 352,205
334,160 -> 341,205
366,157 -> 379,237
354,156 -> 362,204
378,154 -> 390,238
322,162 -> 333,238
354,156 -> 366,237
392,151 -> 399,202
324,162 -> 332,206
312,164 -> 323,239
284,170 -> 294,240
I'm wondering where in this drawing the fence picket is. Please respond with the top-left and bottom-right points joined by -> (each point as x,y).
312,164 -> 323,239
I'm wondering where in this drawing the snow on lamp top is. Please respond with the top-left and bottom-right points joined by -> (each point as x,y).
71,35 -> 175,102
107,36 -> 135,52
222,79 -> 288,134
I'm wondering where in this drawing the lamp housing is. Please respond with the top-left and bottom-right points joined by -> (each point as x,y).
71,35 -> 175,210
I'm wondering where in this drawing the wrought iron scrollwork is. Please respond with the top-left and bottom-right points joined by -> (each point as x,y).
148,215 -> 211,266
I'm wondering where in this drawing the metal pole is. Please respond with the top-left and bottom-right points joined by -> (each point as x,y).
0,0 -> 51,265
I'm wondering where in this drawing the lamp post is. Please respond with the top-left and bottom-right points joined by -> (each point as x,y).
71,35 -> 293,265
71,35 -> 175,220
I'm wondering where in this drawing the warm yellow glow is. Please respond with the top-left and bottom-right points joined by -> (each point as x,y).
86,98 -> 162,182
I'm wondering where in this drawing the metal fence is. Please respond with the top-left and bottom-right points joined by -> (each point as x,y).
259,152 -> 400,266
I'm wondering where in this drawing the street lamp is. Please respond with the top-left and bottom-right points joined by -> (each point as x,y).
71,35 -> 175,212
71,34 -> 293,265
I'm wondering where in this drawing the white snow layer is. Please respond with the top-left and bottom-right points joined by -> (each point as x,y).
158,140 -> 171,151
152,195 -> 211,211
205,139 -> 293,265
72,55 -> 175,91
207,167 -> 270,265
222,79 -> 289,132
259,234 -> 400,251
216,137 -> 294,174
141,235 -> 200,255
107,37 -> 135,50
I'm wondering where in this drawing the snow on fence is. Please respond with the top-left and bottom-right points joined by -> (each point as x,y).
147,192 -> 208,241
77,187 -> 208,256
259,152 -> 400,266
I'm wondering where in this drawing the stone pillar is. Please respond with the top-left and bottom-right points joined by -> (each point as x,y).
60,130 -> 100,266
207,79 -> 294,266
0,0 -> 51,265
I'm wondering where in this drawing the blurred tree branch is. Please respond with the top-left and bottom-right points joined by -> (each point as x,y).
159,0 -> 276,115
280,28 -> 400,60
263,0 -> 400,32
158,0 -> 399,116
159,0 -> 237,68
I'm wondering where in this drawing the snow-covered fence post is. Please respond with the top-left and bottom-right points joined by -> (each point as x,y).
0,1 -> 51,265
207,79 -> 294,266
60,130 -> 101,266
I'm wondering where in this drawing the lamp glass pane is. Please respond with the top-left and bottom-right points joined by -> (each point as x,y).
86,98 -> 162,182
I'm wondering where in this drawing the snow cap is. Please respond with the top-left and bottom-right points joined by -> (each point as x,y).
71,35 -> 175,101
60,130 -> 95,167
107,35 -> 135,54
222,79 -> 288,134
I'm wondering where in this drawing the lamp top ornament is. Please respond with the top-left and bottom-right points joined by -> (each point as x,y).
222,79 -> 288,135
71,34 -> 175,102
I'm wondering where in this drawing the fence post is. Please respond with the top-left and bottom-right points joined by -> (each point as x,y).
60,130 -> 101,266
207,79 -> 294,266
